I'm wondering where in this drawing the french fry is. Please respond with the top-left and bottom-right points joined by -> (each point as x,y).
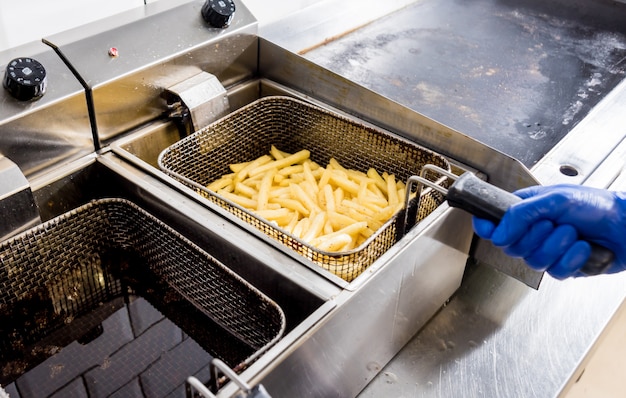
303,161 -> 318,192
314,233 -> 353,252
255,208 -> 293,225
367,168 -> 388,195
278,165 -> 304,176
328,211 -> 360,230
386,174 -> 399,206
269,197 -> 310,216
235,154 -> 272,182
302,211 -> 327,243
329,171 -> 360,195
270,144 -> 287,160
257,168 -> 277,211
329,157 -> 347,172
285,211 -> 300,233
234,182 -> 257,198
318,165 -> 333,189
323,184 -> 335,212
249,149 -> 310,177
323,219 -> 334,235
218,190 -> 257,208
229,161 -> 249,173
292,217 -> 310,239
207,177 -> 233,192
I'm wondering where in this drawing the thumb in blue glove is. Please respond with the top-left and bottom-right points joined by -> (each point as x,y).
472,184 -> 626,279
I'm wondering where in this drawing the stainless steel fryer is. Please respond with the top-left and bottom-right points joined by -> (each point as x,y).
158,95 -> 449,282
0,1 -> 542,397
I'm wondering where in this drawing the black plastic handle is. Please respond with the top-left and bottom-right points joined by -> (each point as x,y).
447,172 -> 614,275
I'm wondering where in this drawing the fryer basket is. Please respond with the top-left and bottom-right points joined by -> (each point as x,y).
158,96 -> 449,282
0,198 -> 285,371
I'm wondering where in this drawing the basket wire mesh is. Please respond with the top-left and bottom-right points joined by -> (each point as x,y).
0,198 -> 285,370
159,96 -> 449,282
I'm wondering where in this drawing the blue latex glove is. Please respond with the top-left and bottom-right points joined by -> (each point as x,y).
472,184 -> 626,279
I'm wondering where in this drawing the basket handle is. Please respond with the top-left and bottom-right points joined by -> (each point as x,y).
186,358 -> 272,398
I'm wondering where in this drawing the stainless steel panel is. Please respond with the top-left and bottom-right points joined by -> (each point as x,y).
0,155 -> 40,239
0,41 -> 91,178
533,77 -> 626,187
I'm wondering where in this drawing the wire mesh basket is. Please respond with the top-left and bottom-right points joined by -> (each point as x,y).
158,96 -> 450,282
0,198 -> 285,372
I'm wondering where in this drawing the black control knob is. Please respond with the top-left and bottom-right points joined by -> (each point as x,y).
201,0 -> 236,28
3,57 -> 47,101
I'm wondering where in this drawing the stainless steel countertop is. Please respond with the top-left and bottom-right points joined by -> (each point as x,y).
260,0 -> 626,396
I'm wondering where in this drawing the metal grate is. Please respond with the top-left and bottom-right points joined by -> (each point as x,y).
0,198 -> 285,369
159,96 -> 449,282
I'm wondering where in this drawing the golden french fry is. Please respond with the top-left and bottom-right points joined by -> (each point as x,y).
229,161 -> 249,173
234,182 -> 257,198
314,233 -> 353,252
278,165 -> 304,176
318,166 -> 332,189
328,211 -> 360,230
367,168 -> 388,195
303,161 -> 318,192
235,154 -> 272,182
268,186 -> 292,199
207,177 -> 233,192
334,187 -> 344,207
302,211 -> 327,243
386,174 -> 399,206
323,219 -> 334,235
292,217 -> 310,239
249,149 -> 310,177
270,197 -> 310,216
341,199 -> 376,217
323,184 -> 335,212
285,211 -> 300,233
257,168 -> 277,210
270,144 -> 287,160
329,158 -> 347,172
256,208 -> 293,225
218,190 -> 257,209
329,171 -> 360,195
361,194 -> 388,209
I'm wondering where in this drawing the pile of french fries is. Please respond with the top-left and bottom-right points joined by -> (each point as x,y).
207,145 -> 407,254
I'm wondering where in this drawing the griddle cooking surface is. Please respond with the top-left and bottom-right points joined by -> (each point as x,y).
304,0 -> 626,166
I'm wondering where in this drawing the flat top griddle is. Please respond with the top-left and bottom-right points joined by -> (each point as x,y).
303,0 -> 626,167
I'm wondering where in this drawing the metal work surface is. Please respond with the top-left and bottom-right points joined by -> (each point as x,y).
301,0 -> 626,167
357,75 -> 626,398
359,265 -> 626,397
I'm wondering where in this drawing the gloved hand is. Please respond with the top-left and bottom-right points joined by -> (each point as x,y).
472,184 -> 626,279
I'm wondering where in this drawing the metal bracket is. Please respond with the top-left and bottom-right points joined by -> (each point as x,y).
165,72 -> 230,136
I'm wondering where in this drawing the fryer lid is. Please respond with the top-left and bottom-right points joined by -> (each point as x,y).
0,198 -> 285,368
158,96 -> 449,282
